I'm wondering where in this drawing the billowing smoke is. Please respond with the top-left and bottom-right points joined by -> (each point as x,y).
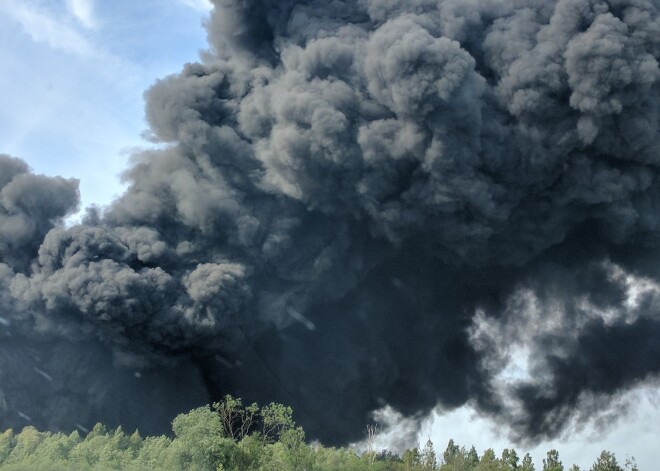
1,0 -> 659,445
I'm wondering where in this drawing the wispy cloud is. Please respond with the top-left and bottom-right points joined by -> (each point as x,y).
66,0 -> 96,29
0,0 -> 210,212
0,1 -> 93,56
178,0 -> 212,13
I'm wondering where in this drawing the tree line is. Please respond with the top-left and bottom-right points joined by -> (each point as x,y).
0,397 -> 639,471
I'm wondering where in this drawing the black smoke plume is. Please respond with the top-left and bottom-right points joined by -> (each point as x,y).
1,0 -> 659,445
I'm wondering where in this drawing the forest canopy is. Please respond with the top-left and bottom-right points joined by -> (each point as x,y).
0,396 -> 638,471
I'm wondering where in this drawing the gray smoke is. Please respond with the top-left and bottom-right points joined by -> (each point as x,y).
1,0 -> 659,445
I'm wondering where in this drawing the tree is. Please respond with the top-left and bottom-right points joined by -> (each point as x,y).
623,456 -> 638,471
261,402 -> 295,442
501,448 -> 519,470
169,405 -> 234,470
0,402 -> 644,471
443,439 -> 461,466
67,426 -> 110,467
590,451 -> 623,471
5,426 -> 47,465
543,450 -> 563,471
96,426 -> 139,469
477,448 -> 501,471
229,434 -> 272,471
421,439 -> 437,471
133,435 -> 172,470
467,446 -> 480,467
365,424 -> 378,466
440,445 -> 479,471
403,448 -> 421,470
276,426 -> 316,471
30,430 -> 80,465
214,395 -> 259,441
520,453 -> 535,471
0,429 -> 14,464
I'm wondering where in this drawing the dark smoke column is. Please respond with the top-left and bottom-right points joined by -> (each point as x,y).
1,0 -> 659,446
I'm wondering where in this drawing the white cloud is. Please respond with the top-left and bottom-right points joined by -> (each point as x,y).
428,387 -> 660,471
179,0 -> 213,12
0,0 -> 211,215
0,1 -> 93,56
66,0 -> 96,29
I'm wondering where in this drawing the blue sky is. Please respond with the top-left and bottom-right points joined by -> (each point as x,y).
0,0 -> 212,215
1,1 -> 656,469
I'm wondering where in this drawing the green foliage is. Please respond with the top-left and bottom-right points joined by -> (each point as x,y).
214,395 -> 257,441
477,448 -> 501,471
0,430 -> 14,464
521,453 -> 536,471
4,427 -> 46,466
421,439 -> 437,471
0,400 -> 639,471
131,435 -> 172,470
444,440 -> 461,466
169,405 -> 233,470
439,440 -> 479,471
501,448 -> 519,470
226,434 -> 270,471
467,447 -> 480,467
404,448 -> 422,469
276,426 -> 316,471
623,456 -> 638,471
29,431 -> 80,465
590,451 -> 622,471
543,450 -> 563,471
261,402 -> 295,441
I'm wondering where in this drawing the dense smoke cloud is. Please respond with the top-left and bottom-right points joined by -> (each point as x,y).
1,0 -> 659,446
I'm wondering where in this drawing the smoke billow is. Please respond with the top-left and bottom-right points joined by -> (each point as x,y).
1,0 -> 659,445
